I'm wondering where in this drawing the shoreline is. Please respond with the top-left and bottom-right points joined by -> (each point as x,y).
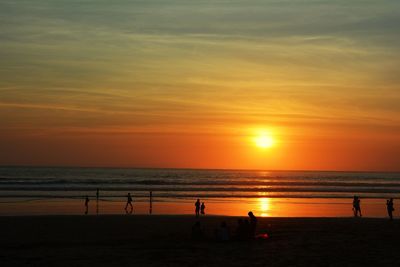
0,197 -> 395,218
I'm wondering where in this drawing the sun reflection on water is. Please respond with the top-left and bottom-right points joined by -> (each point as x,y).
259,197 -> 271,217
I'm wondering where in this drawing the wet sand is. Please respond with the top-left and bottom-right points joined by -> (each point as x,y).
1,215 -> 399,266
0,197 -> 391,217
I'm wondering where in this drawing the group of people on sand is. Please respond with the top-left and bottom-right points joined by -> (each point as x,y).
195,199 -> 206,217
353,195 -> 396,220
192,211 -> 262,242
235,211 -> 258,240
192,199 -> 261,242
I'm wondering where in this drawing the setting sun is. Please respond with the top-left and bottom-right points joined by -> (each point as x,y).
254,133 -> 275,149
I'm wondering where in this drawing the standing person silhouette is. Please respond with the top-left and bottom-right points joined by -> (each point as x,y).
149,191 -> 153,215
195,199 -> 201,218
201,202 -> 206,215
248,211 -> 258,238
353,196 -> 362,217
387,198 -> 394,220
84,196 -> 90,215
96,188 -> 99,215
125,193 -> 133,214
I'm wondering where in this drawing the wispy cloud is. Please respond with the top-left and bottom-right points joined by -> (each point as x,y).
0,1 -> 399,168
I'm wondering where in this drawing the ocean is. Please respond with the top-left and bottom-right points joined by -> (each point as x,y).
1,167 -> 399,216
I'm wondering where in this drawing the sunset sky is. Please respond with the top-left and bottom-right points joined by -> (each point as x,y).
1,0 -> 399,170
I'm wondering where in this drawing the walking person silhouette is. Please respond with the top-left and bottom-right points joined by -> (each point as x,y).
125,193 -> 133,214
201,202 -> 206,215
353,196 -> 362,217
84,196 -> 90,215
387,198 -> 394,220
195,199 -> 201,218
96,188 -> 99,215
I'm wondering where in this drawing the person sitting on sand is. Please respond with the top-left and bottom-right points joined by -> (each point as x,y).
353,196 -> 362,217
201,202 -> 206,215
191,221 -> 204,240
248,211 -> 258,237
85,196 -> 89,215
215,221 -> 230,241
235,219 -> 246,240
125,193 -> 133,214
195,199 -> 201,218
243,219 -> 250,239
387,198 -> 394,220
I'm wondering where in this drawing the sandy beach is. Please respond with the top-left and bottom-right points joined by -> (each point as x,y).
1,215 -> 399,266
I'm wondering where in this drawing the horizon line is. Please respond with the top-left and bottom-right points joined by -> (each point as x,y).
1,164 -> 399,173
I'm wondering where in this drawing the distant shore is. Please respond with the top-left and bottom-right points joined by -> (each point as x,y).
1,215 -> 400,266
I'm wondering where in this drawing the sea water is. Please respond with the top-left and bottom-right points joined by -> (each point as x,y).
0,167 -> 399,216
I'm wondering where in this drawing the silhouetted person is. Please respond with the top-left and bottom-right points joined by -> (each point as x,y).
195,199 -> 201,217
149,191 -> 153,214
243,219 -> 250,239
215,221 -> 230,241
201,202 -> 206,215
84,196 -> 89,215
96,188 -> 99,215
387,198 -> 394,220
248,211 -> 257,238
235,219 -> 246,240
353,196 -> 362,217
125,193 -> 133,214
191,221 -> 203,240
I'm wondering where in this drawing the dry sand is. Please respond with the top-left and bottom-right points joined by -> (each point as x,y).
1,215 -> 399,266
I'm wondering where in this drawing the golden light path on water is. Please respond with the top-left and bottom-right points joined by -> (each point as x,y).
259,197 -> 271,217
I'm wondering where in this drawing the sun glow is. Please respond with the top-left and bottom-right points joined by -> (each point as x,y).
253,131 -> 275,149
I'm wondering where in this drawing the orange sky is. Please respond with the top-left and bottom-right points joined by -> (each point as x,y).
1,1 -> 400,171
